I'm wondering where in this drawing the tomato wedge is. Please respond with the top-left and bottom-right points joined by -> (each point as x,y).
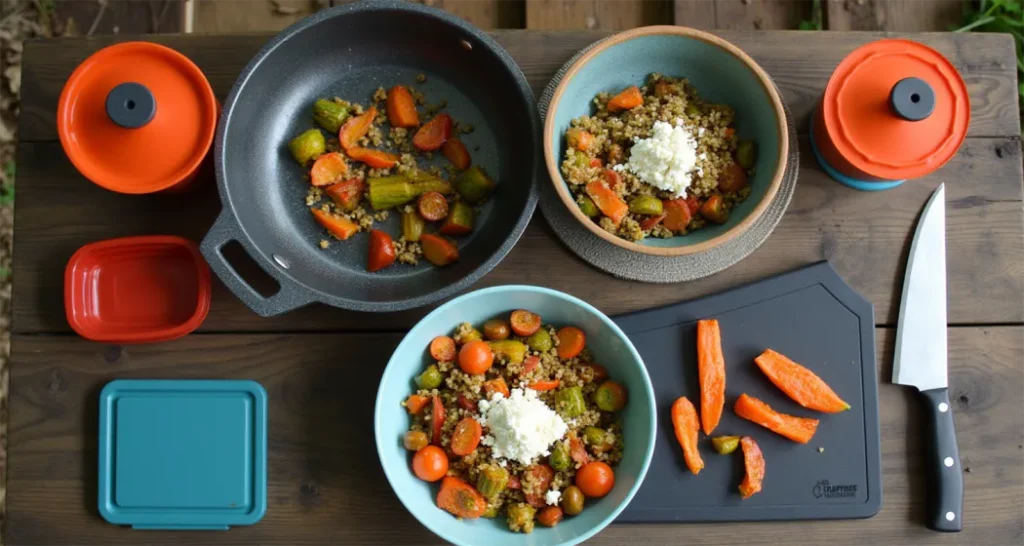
450,417 -> 482,456
607,86 -> 643,112
339,106 -> 376,151
310,152 -> 349,187
482,377 -> 510,399
325,178 -> 365,211
367,229 -> 396,272
386,85 -> 419,128
569,433 -> 590,465
523,464 -> 555,508
521,355 -> 540,376
310,208 -> 358,240
441,137 -> 471,170
347,147 -> 399,168
431,395 -> 445,446
413,113 -> 452,151
510,309 -> 541,336
585,181 -> 628,225
457,393 -> 478,412
436,476 -> 487,519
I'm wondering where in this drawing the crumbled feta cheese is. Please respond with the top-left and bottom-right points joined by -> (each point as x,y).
626,121 -> 699,197
478,388 -> 568,465
698,127 -> 706,137
545,489 -> 562,506
612,163 -> 626,172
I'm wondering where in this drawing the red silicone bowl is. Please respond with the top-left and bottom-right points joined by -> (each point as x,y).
65,236 -> 211,343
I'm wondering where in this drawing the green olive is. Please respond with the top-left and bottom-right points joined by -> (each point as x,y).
560,485 -> 585,516
736,140 -> 757,170
527,329 -> 553,352
403,430 -> 429,451
629,195 -> 664,216
416,364 -> 442,390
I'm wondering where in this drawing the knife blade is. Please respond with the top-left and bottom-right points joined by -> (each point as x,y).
893,183 -> 962,532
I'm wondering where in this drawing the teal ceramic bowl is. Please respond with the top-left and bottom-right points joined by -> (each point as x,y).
374,285 -> 656,546
544,26 -> 789,257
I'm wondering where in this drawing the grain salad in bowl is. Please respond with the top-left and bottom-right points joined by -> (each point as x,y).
401,309 -> 628,533
374,285 -> 655,546
561,74 -> 757,242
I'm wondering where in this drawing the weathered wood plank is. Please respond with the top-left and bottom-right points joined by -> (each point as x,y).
826,0 -> 963,32
671,0 -> 717,29
525,0 -> 674,30
7,327 -> 1022,544
53,0 -> 184,35
421,0 -> 526,29
190,0 -> 322,34
713,0 -> 810,30
11,136 -> 1023,333
17,31 -> 1020,141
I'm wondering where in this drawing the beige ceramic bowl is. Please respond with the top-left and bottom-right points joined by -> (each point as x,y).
544,26 -> 788,257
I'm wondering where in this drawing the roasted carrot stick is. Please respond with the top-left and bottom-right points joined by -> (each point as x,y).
697,319 -> 726,435
671,397 -> 704,475
607,86 -> 644,112
436,476 -> 487,519
734,393 -> 819,444
738,436 -> 764,499
754,349 -> 850,413
585,181 -> 628,224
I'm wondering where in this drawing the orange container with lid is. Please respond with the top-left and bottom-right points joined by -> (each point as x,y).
58,41 -> 218,194
810,39 -> 969,191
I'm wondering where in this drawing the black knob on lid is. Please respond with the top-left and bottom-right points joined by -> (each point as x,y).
105,82 -> 156,129
889,77 -> 935,122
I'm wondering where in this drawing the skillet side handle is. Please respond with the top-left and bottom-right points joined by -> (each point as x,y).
200,210 -> 317,317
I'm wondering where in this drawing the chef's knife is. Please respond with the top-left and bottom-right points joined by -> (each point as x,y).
893,184 -> 962,532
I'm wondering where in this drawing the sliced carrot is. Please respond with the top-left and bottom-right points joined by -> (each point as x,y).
527,379 -> 560,391
431,395 -> 446,446
699,194 -> 729,224
441,137 -> 471,170
450,416 -> 482,456
585,180 -> 628,225
436,476 -> 487,519
739,436 -> 764,499
429,336 -> 457,362
671,396 -> 704,475
420,234 -> 459,266
413,113 -> 452,151
339,106 -> 376,151
510,309 -> 541,336
607,85 -> 644,113
717,161 -> 748,193
556,326 -> 586,359
310,208 -> 359,240
754,349 -> 850,413
568,433 -> 590,465
347,147 -> 399,168
405,394 -> 429,414
482,377 -> 510,399
310,152 -> 349,187
386,85 -> 420,128
566,128 -> 594,152
662,198 -> 692,232
734,393 -> 819,444
697,319 -> 726,435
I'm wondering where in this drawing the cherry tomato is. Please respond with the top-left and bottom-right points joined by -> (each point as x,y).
717,161 -> 748,193
537,506 -> 564,527
367,229 -> 396,272
575,461 -> 615,498
417,191 -> 449,222
429,336 -> 456,362
412,445 -> 449,482
458,340 -> 493,375
662,198 -> 692,232
524,464 -> 555,508
310,152 -> 349,187
483,319 -> 511,341
556,327 -> 586,359
510,309 -> 541,336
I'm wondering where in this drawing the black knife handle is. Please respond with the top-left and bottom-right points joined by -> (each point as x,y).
921,388 -> 963,532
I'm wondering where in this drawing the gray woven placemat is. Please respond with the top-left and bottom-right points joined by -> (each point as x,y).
537,38 -> 799,283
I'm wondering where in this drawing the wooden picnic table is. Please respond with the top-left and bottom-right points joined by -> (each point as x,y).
7,30 -> 1023,545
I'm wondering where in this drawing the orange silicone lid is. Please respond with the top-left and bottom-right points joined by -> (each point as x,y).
821,39 -> 969,181
57,42 -> 218,194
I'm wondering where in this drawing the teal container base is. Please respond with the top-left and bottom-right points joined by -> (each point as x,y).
809,117 -> 904,191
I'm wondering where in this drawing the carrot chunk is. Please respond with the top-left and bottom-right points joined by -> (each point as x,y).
436,476 -> 487,519
734,393 -> 819,444
738,436 -> 765,499
754,349 -> 850,413
697,319 -> 726,435
607,86 -> 644,112
585,181 -> 628,225
671,397 -> 704,475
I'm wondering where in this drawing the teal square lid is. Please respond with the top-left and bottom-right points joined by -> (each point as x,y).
98,379 -> 267,530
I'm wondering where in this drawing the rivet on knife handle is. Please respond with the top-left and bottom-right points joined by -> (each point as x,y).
921,388 -> 963,532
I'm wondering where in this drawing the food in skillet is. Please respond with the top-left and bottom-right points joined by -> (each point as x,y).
560,74 -> 758,241
286,80 -> 496,272
401,309 -> 627,533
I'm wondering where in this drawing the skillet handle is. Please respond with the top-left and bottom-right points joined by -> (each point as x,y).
200,210 -> 316,317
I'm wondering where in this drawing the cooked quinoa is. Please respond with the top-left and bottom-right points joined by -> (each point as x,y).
561,73 -> 757,242
402,311 -> 627,533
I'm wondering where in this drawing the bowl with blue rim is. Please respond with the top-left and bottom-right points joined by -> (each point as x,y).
543,25 -> 789,257
374,285 -> 656,546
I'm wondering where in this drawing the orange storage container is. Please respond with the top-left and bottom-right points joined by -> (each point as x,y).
811,39 -> 969,191
58,41 -> 218,194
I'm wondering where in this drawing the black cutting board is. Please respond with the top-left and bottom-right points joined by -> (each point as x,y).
613,261 -> 881,522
